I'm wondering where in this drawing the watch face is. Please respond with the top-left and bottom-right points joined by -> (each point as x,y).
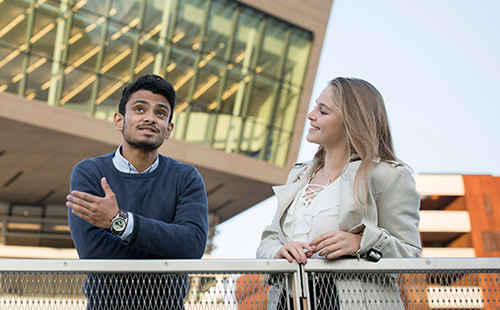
112,218 -> 126,231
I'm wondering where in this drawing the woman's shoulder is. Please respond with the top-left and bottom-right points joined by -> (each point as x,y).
373,159 -> 412,175
371,160 -> 415,191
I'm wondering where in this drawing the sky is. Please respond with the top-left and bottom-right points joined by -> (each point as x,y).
210,0 -> 500,258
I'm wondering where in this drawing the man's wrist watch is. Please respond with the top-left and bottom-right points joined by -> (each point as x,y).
110,210 -> 128,236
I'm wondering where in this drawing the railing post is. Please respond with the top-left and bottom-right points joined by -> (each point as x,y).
298,262 -> 311,310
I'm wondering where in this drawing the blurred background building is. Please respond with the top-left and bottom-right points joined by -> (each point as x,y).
417,174 -> 500,258
0,0 -> 333,258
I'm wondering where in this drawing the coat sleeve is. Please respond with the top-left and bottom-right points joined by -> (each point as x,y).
256,163 -> 308,259
358,165 -> 422,258
256,203 -> 284,259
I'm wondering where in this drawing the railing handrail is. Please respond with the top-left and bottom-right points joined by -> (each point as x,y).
0,258 -> 499,273
0,259 -> 299,273
303,257 -> 500,272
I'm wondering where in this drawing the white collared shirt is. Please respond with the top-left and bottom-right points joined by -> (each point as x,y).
113,146 -> 159,174
111,146 -> 159,241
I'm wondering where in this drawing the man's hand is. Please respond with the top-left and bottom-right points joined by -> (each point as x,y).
309,230 -> 362,260
66,177 -> 119,229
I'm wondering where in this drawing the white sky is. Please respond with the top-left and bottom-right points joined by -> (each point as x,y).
211,0 -> 500,258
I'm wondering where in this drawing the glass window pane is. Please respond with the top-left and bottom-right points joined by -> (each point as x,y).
0,45 -> 24,94
0,1 -> 29,47
30,4 -> 58,59
108,0 -> 144,27
80,0 -> 112,16
143,1 -> 166,34
169,45 -> 197,101
94,75 -> 121,121
66,10 -> 106,76
60,68 -> 94,111
175,0 -> 205,50
101,20 -> 135,79
258,18 -> 288,79
25,55 -> 51,102
133,46 -> 156,78
204,0 -> 237,54
286,29 -> 313,86
230,7 -> 261,68
0,1 -> 29,92
190,61 -> 222,110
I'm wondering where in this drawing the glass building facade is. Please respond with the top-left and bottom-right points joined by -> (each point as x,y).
0,0 -> 312,166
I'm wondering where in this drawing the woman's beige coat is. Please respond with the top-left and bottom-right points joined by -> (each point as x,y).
257,158 -> 422,259
257,159 -> 422,309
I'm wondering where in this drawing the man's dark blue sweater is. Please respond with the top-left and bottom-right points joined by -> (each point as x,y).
68,152 -> 208,259
68,152 -> 208,309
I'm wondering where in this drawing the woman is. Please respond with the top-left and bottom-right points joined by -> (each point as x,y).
257,77 -> 421,309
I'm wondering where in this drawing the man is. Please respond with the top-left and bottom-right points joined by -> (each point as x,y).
67,74 -> 208,309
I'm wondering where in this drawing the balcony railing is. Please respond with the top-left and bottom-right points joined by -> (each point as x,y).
0,258 -> 499,309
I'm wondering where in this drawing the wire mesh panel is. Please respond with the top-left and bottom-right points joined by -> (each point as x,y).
307,271 -> 500,310
308,272 -> 403,310
0,273 -> 87,309
401,272 -> 499,309
0,272 -> 292,310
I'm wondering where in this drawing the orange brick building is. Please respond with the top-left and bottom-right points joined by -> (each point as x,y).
417,174 -> 500,257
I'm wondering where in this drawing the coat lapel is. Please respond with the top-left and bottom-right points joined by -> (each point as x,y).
273,165 -> 309,220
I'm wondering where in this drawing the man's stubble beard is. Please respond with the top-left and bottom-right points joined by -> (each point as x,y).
122,120 -> 164,151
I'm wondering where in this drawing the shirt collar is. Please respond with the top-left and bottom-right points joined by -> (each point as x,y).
112,146 -> 159,174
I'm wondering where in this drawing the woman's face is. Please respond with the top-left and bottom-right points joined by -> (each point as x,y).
306,85 -> 346,149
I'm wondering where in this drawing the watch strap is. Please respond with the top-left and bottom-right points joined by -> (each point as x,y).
367,248 -> 383,262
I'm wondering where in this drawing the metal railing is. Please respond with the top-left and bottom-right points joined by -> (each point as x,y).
0,258 -> 499,309
302,258 -> 500,310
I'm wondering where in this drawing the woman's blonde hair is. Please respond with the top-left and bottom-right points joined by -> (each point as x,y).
311,77 -> 397,203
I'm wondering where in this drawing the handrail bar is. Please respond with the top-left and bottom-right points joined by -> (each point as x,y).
302,257 -> 500,272
0,258 -> 299,273
0,258 -> 499,273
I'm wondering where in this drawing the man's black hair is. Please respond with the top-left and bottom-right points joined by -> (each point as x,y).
119,74 -> 176,123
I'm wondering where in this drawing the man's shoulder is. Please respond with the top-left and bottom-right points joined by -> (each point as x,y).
159,155 -> 205,191
159,155 -> 199,175
74,152 -> 113,171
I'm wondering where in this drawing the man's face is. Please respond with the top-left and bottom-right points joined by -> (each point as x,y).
114,89 -> 174,151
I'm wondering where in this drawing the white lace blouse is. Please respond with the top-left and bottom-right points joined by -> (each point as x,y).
282,177 -> 341,258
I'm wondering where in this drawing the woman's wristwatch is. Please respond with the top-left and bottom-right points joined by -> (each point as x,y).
110,210 -> 128,236
367,248 -> 383,262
